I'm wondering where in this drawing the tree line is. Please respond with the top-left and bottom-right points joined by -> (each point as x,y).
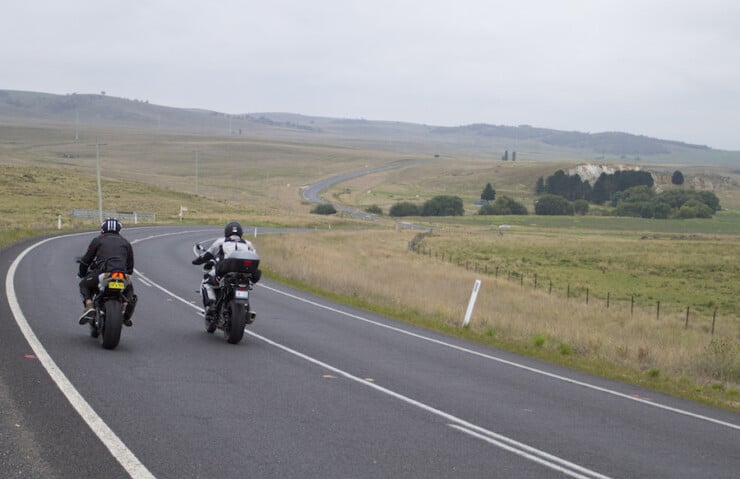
535,169 -> 720,218
313,169 -> 719,219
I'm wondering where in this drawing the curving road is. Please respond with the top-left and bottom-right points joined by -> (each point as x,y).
2,226 -> 739,478
301,159 -> 431,229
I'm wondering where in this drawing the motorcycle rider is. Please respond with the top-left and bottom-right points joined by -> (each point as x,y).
78,218 -> 137,326
192,221 -> 261,320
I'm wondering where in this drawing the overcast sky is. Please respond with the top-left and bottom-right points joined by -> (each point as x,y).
3,1 -> 740,150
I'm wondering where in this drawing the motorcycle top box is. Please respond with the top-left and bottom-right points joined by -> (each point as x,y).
215,250 -> 260,277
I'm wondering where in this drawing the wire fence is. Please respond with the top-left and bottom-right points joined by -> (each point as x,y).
410,241 -> 730,337
71,209 -> 156,223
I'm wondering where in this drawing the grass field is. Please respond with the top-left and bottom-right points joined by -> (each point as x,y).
2,122 -> 738,411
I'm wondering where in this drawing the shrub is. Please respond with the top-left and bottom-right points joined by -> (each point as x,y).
573,199 -> 589,215
365,204 -> 383,215
535,194 -> 574,216
389,202 -> 420,217
478,196 -> 528,215
311,203 -> 337,215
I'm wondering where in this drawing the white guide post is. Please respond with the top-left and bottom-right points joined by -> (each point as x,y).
462,279 -> 482,327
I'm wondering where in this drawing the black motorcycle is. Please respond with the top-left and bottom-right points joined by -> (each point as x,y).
76,257 -> 132,350
194,243 -> 259,344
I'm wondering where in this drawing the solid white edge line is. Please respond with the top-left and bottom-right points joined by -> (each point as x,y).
5,233 -> 155,479
257,283 -> 740,431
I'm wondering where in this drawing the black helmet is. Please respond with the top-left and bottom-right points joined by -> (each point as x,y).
101,217 -> 122,233
224,221 -> 243,238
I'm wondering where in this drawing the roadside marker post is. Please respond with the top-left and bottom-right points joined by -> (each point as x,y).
462,279 -> 482,328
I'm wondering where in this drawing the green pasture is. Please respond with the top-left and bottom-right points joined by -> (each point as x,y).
416,222 -> 739,321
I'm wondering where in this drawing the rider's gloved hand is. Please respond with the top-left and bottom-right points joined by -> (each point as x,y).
192,252 -> 214,265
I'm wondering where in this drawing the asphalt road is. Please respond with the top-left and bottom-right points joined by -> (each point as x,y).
2,226 -> 739,478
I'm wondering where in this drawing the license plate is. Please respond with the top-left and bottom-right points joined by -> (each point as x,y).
108,281 -> 125,290
235,290 -> 249,299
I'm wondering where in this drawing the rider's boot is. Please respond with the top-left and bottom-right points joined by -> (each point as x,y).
205,300 -> 217,321
122,294 -> 137,327
79,299 -> 95,325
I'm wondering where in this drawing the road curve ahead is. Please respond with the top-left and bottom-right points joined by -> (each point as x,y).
2,226 -> 739,478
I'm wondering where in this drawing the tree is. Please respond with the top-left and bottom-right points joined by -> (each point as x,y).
535,176 -> 546,194
591,170 -> 654,204
534,194 -> 574,215
389,202 -> 420,217
420,195 -> 464,216
671,170 -> 685,185
481,183 -> 496,202
478,196 -> 528,215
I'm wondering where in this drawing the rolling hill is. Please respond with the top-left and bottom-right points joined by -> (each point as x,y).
1,89 -> 739,166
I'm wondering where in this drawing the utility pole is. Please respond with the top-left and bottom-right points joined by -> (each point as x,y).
91,141 -> 107,222
195,150 -> 199,195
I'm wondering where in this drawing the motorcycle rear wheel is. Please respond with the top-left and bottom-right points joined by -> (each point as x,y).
224,300 -> 246,344
100,299 -> 123,350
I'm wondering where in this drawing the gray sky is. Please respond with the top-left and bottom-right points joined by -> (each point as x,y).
3,1 -> 740,150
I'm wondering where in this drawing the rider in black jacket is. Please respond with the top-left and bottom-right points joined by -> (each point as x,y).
77,218 -> 137,326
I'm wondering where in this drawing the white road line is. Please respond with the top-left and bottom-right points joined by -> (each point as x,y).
448,424 -> 609,479
5,234 -> 155,479
245,328 -> 612,478
257,283 -> 740,431
141,268 -> 612,477
7,228 -> 738,479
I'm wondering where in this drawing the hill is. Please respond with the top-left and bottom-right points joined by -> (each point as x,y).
1,89 -> 739,166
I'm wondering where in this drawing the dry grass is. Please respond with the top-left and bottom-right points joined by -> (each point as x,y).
256,229 -> 739,410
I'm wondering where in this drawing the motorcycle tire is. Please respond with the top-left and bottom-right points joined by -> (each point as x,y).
224,300 -> 246,345
100,299 -> 123,350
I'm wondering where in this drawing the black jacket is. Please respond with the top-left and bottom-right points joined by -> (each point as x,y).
79,232 -> 134,276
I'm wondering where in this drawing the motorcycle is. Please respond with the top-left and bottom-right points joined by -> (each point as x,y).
76,257 -> 132,350
193,243 -> 259,344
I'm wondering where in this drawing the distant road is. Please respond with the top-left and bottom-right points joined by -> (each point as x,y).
301,158 -> 431,229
